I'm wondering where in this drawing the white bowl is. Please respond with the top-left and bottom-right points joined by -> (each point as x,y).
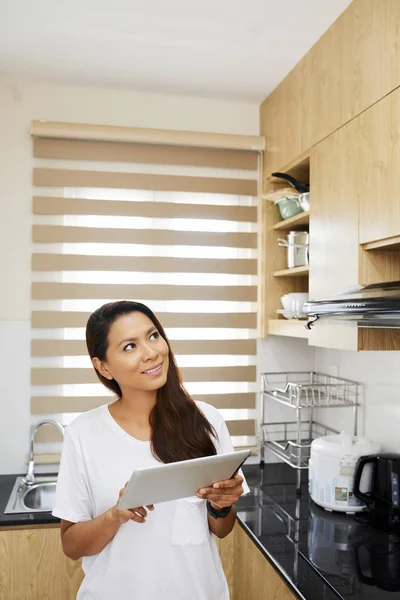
281,293 -> 309,311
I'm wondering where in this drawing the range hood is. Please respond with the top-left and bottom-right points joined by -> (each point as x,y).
304,281 -> 400,329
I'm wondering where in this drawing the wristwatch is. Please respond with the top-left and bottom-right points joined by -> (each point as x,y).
206,500 -> 232,519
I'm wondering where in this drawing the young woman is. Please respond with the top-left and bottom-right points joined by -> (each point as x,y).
52,300 -> 249,600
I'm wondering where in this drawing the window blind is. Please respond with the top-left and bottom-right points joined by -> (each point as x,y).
30,121 -> 262,464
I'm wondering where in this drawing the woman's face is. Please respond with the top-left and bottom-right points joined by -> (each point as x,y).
95,311 -> 169,394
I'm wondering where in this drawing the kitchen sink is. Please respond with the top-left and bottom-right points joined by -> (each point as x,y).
3,475 -> 57,514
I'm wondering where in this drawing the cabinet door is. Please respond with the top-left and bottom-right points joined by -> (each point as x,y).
359,86 -> 400,244
215,530 -> 235,598
233,524 -> 296,600
308,121 -> 359,351
0,527 -> 84,600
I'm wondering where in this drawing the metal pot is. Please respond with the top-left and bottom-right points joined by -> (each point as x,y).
299,192 -> 310,211
278,231 -> 309,269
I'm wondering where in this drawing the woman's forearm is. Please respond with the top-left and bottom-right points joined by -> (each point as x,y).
207,504 -> 236,539
62,509 -> 120,560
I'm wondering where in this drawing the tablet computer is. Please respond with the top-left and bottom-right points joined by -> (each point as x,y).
118,449 -> 251,509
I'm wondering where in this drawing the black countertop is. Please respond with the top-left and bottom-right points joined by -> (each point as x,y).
235,464 -> 400,600
1,465 -> 399,600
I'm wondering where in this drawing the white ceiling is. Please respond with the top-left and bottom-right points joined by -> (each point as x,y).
0,0 -> 352,102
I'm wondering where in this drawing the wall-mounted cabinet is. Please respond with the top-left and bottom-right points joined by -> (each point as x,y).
260,0 -> 400,176
261,91 -> 400,350
358,86 -> 400,246
308,119 -> 360,351
259,0 -> 400,351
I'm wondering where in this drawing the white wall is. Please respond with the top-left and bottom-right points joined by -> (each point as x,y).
315,348 -> 400,453
0,78 -> 260,474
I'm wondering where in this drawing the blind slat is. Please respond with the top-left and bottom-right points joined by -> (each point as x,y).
32,282 -> 257,302
29,446 -> 258,464
33,138 -> 259,170
31,311 -> 257,329
31,393 -> 256,414
33,196 -> 257,222
33,168 -> 258,196
32,225 -> 257,249
32,339 -> 257,356
31,366 -> 257,385
32,254 -> 258,275
31,418 -> 256,442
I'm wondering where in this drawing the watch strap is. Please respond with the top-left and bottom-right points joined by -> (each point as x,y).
206,500 -> 232,519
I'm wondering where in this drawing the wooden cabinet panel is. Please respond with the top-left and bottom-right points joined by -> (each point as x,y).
308,120 -> 359,351
261,0 -> 400,175
0,527 -> 84,600
359,86 -> 400,243
215,531 -> 235,598
233,524 -> 296,600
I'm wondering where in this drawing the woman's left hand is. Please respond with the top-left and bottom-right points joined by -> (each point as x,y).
196,472 -> 244,509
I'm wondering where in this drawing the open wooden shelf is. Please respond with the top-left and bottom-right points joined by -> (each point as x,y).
273,265 -> 309,277
266,151 -> 311,186
273,211 -> 310,231
268,319 -> 309,339
260,152 -> 310,339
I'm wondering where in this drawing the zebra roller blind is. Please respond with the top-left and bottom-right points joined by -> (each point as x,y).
30,121 -> 262,463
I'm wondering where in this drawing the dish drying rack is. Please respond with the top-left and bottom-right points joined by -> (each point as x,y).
260,371 -> 361,492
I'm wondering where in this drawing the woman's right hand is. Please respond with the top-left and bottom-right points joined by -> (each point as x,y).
110,482 -> 154,525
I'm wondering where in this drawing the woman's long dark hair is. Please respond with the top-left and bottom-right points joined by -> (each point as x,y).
86,301 -> 217,463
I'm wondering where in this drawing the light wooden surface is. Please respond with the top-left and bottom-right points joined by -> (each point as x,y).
268,319 -> 309,339
273,211 -> 310,231
260,200 -> 308,337
31,120 -> 265,151
359,328 -> 400,352
363,237 -> 400,251
273,265 -> 309,278
360,248 -> 400,287
0,527 -> 84,600
233,524 -> 296,600
358,86 -> 400,244
215,531 -> 235,598
308,123 -> 359,351
260,0 -> 400,174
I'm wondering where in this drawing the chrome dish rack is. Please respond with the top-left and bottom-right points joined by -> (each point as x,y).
260,371 -> 361,491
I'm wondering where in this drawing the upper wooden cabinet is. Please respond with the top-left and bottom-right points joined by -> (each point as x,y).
308,119 -> 359,351
308,88 -> 400,351
260,0 -> 400,175
358,86 -> 400,244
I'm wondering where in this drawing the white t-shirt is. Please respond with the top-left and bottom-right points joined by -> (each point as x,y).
52,400 -> 250,600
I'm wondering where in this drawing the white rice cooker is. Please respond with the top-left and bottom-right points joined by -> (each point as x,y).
308,432 -> 381,513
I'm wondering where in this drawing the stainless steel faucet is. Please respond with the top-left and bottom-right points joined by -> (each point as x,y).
23,419 -> 65,486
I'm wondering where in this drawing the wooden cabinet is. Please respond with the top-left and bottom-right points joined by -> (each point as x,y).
215,529 -> 235,597
260,0 -> 400,176
233,523 -> 296,600
308,91 -> 400,351
359,86 -> 400,244
308,118 -> 359,351
0,526 -> 84,600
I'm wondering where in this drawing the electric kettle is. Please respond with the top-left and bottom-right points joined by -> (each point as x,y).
353,453 -> 400,531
